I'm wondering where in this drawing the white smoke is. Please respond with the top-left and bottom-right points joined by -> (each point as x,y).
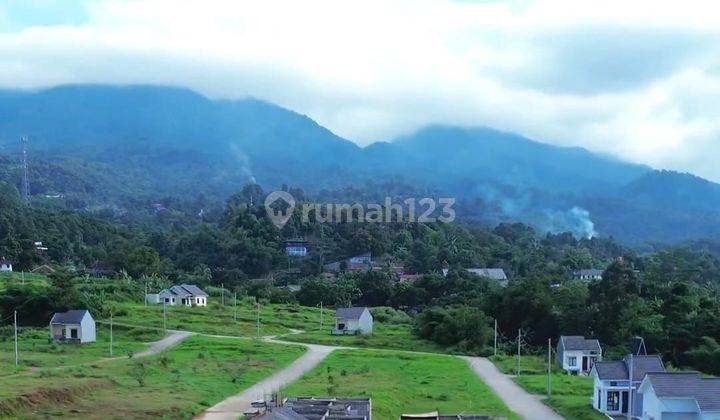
543,206 -> 598,239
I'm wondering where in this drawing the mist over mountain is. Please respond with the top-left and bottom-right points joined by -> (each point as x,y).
0,84 -> 719,245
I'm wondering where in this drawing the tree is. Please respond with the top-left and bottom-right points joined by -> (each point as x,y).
48,268 -> 80,311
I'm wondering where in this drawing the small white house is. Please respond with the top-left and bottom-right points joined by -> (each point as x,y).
638,372 -> 720,419
556,335 -> 602,375
49,309 -> 96,344
590,354 -> 666,418
572,269 -> 603,281
147,284 -> 208,306
0,257 -> 13,272
333,307 -> 373,335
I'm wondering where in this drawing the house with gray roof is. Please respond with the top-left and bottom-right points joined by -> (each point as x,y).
333,307 -> 373,335
0,257 -> 13,272
638,372 -> 720,419
146,284 -> 208,307
556,335 -> 602,375
49,309 -> 96,344
572,268 -> 603,281
590,354 -> 666,417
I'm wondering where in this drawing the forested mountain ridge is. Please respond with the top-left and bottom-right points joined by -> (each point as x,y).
1,84 -> 719,245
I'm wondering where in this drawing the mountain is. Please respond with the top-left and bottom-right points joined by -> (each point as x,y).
0,84 -> 718,245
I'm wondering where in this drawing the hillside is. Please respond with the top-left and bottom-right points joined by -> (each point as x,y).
1,84 -> 719,245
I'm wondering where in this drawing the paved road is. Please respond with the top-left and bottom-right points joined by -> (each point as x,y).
196,341 -> 339,420
133,330 -> 194,358
462,356 -> 564,420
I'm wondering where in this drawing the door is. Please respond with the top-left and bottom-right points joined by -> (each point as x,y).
621,391 -> 629,414
70,328 -> 78,339
582,356 -> 588,371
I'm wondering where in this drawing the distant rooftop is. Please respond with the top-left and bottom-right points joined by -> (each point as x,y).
643,372 -> 720,411
559,335 -> 601,352
335,307 -> 369,320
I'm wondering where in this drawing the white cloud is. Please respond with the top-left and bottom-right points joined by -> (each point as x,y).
1,0 -> 720,181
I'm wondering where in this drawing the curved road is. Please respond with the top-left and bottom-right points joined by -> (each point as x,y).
134,330 -> 194,358
462,356 -> 564,420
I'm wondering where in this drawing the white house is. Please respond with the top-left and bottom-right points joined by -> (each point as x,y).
333,307 -> 373,335
147,284 -> 208,306
638,372 -> 720,419
0,257 -> 13,272
572,269 -> 603,281
590,354 -> 666,418
556,336 -> 602,375
284,238 -> 309,257
49,309 -> 96,344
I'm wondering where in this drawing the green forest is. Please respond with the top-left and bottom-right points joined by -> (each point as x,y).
2,180 -> 720,376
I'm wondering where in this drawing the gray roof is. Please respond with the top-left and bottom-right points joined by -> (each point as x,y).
594,355 -> 665,381
169,285 -> 192,297
179,284 -> 208,297
560,336 -> 602,352
335,307 -> 369,320
644,372 -> 720,411
50,309 -> 90,324
573,269 -> 603,277
466,268 -> 507,280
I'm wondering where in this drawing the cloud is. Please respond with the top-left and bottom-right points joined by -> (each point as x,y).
0,0 -> 719,181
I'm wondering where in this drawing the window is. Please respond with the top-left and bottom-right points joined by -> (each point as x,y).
164,298 -> 169,303
567,356 -> 577,367
607,391 -> 620,411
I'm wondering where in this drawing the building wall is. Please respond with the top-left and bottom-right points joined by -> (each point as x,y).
358,310 -> 373,335
0,263 -> 12,272
80,313 -> 96,343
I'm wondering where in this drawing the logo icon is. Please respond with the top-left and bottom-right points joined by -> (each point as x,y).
264,191 -> 296,229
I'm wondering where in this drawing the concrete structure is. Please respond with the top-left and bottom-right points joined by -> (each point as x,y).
0,257 -> 12,272
441,268 -> 508,287
49,309 -> 96,344
638,372 -> 720,419
147,284 -> 208,306
333,307 -> 373,335
556,335 -> 602,375
590,354 -> 666,418
246,397 -> 372,419
572,269 -> 603,281
284,238 -> 309,257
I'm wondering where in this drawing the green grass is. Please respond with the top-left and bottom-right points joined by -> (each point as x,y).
0,335 -> 306,418
0,326 -> 164,376
0,271 -> 49,291
283,323 -> 443,353
490,354 -> 604,420
110,300 -> 327,337
283,349 -> 517,419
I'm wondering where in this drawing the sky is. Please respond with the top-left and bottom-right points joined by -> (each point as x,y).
1,0 -> 720,182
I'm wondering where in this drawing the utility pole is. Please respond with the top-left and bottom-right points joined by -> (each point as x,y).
14,310 -> 18,366
163,301 -> 167,332
21,136 -> 30,202
256,301 -> 260,338
627,353 -> 633,420
494,319 -> 498,357
319,301 -> 323,330
144,283 -> 148,307
110,312 -> 114,357
547,338 -> 552,397
21,271 -> 25,285
221,283 -> 225,306
234,292 -> 237,322
516,329 -> 521,376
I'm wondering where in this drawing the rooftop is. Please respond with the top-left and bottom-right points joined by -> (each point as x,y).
560,335 -> 602,352
50,309 -> 90,324
335,307 -> 369,320
594,354 -> 665,381
644,372 -> 720,411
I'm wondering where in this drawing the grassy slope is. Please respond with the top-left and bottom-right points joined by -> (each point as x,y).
490,355 -> 605,420
0,326 -> 164,376
0,336 -> 306,419
284,349 -> 517,419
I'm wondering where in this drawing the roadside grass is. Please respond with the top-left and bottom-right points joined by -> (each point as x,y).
283,349 -> 517,419
283,324 -> 443,353
0,271 -> 49,291
0,335 -> 306,419
490,354 -> 605,420
0,326 -> 164,376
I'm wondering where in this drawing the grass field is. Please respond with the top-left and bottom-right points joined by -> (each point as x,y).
0,335 -> 306,419
282,323 -> 443,353
490,354 -> 605,420
283,349 -> 517,419
0,326 -> 164,376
